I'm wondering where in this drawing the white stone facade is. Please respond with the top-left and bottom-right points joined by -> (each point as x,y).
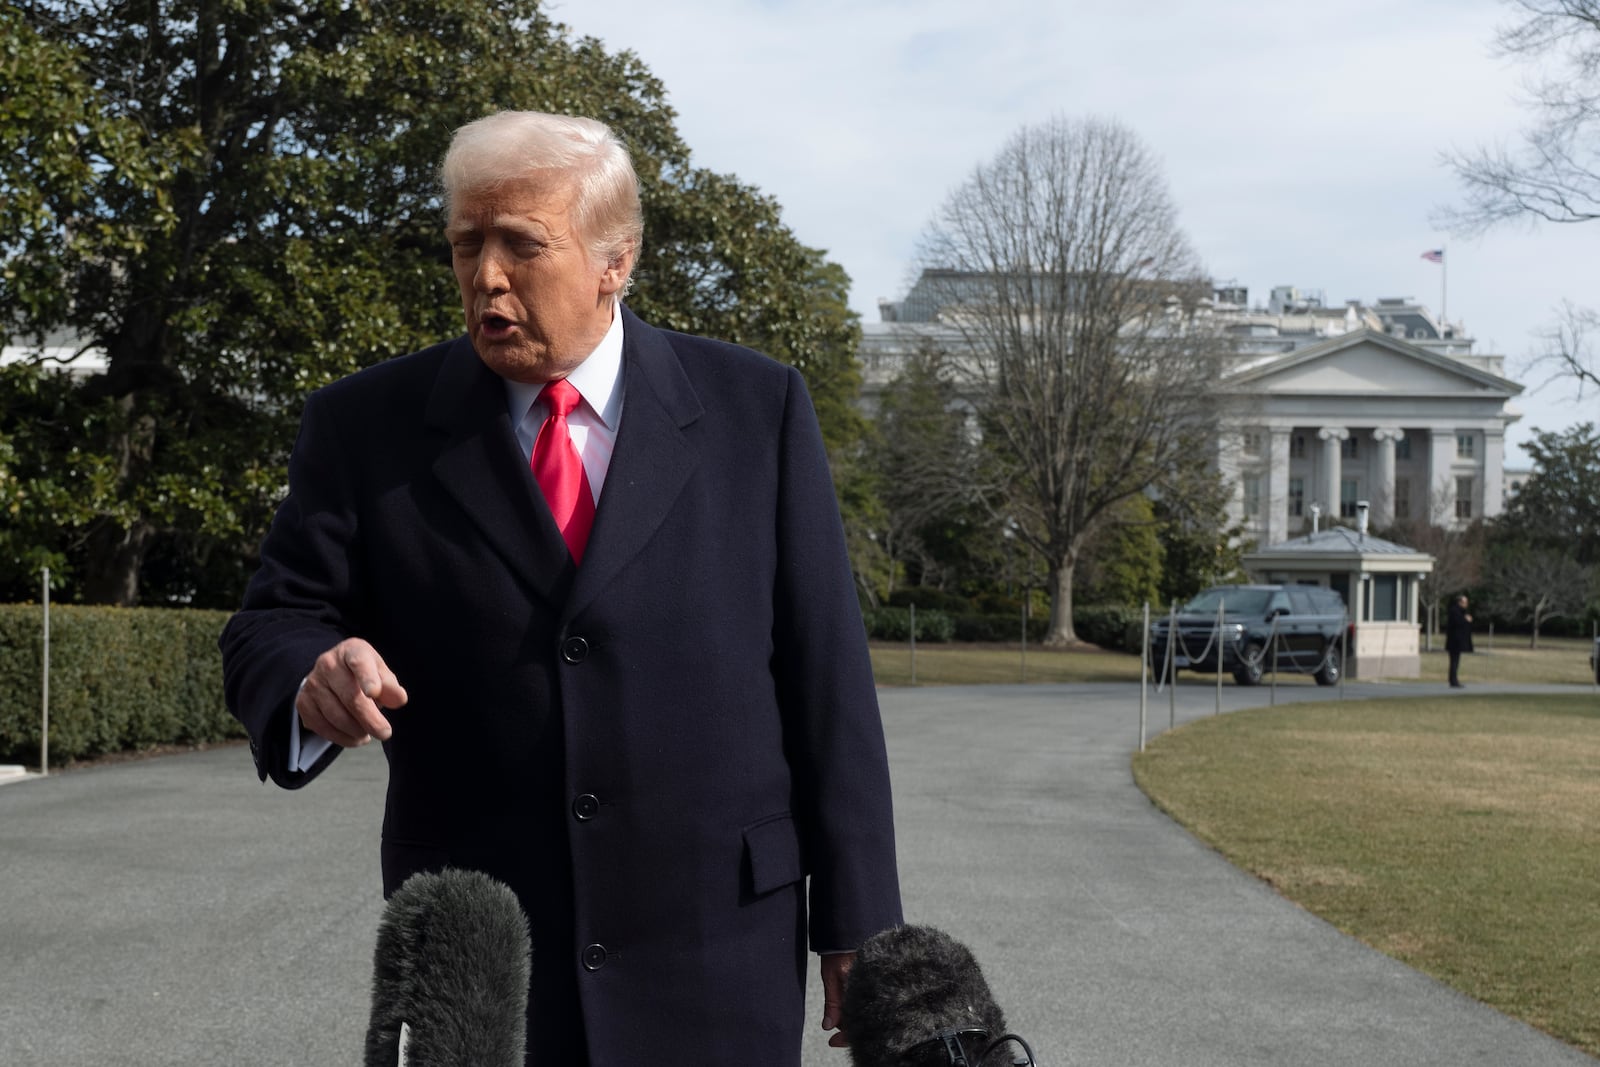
862,277 -> 1523,539
1216,306 -> 1522,539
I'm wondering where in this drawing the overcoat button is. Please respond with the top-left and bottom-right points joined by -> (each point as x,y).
582,943 -> 608,971
573,793 -> 600,821
561,636 -> 589,664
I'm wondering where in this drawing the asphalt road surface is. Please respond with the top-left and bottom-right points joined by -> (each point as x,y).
2,680 -> 1593,1066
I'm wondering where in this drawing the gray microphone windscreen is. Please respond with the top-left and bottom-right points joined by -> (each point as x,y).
365,868 -> 531,1067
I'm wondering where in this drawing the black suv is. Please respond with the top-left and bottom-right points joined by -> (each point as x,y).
1150,584 -> 1348,686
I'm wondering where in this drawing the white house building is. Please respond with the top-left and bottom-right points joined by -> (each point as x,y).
861,275 -> 1524,541
1211,286 -> 1522,540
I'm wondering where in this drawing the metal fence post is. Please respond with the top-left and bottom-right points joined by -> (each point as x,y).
1215,597 -> 1224,715
41,567 -> 50,777
1019,599 -> 1027,684
1139,603 -> 1149,752
909,603 -> 916,686
1269,612 -> 1279,707
1340,611 -> 1349,701
1168,601 -> 1177,731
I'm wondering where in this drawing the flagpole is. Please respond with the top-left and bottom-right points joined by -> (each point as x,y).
1441,245 -> 1447,327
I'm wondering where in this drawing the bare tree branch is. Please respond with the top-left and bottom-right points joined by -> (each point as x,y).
914,115 -> 1231,645
1439,0 -> 1600,233
1527,299 -> 1600,397
1483,544 -> 1594,647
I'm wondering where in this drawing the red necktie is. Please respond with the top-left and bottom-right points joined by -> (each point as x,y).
530,379 -> 596,565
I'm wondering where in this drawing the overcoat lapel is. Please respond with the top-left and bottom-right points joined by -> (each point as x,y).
424,337 -> 575,607
564,308 -> 703,622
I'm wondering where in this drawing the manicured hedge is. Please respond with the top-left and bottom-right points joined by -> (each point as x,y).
952,613 -> 1049,643
866,600 -> 1147,650
1072,603 -> 1146,653
0,605 -> 241,766
864,607 -> 955,643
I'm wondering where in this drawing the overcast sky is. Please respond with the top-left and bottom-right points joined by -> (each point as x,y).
553,0 -> 1596,465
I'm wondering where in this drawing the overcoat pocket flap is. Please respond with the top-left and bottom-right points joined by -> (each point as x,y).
743,813 -> 803,895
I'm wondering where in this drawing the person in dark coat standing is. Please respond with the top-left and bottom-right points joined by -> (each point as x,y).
219,110 -> 902,1067
1446,594 -> 1474,688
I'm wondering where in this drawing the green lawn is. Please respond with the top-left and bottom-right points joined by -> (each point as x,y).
870,643 -> 1600,1054
868,641 -> 1142,686
1133,694 -> 1600,1057
1409,634 -> 1597,686
870,634 -> 1597,688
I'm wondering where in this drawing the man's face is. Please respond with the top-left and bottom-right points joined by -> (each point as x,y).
446,178 -> 628,383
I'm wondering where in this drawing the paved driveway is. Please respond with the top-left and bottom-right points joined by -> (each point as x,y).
1,681 -> 1592,1065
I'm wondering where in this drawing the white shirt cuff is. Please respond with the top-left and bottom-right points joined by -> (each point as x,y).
289,681 -> 335,772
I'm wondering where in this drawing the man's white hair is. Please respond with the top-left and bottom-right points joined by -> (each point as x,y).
440,111 -> 643,289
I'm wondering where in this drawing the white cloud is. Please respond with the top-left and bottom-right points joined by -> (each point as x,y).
553,0 -> 1600,462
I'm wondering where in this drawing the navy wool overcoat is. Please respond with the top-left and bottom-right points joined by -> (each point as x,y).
220,306 -> 902,1066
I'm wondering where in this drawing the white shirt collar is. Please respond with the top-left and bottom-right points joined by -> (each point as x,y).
504,302 -> 625,428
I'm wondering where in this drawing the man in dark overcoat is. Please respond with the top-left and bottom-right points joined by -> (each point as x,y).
1445,593 -> 1474,688
219,110 -> 902,1066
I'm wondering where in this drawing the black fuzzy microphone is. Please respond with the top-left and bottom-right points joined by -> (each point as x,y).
842,925 -> 1036,1067
365,868 -> 531,1067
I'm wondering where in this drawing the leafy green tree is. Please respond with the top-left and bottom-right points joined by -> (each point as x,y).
1076,495 -> 1164,608
865,344 -> 984,596
1,1 -> 863,606
1496,423 -> 1600,565
1153,457 -> 1247,607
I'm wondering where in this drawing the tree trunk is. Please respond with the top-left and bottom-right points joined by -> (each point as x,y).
79,394 -> 160,606
81,519 -> 154,606
1042,558 -> 1084,647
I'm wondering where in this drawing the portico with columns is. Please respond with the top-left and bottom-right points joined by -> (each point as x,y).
1220,329 -> 1523,544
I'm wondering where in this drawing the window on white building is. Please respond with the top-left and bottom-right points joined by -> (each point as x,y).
1395,437 -> 1411,461
1243,431 -> 1263,457
1456,433 -> 1475,459
1290,434 -> 1306,460
1341,436 -> 1359,460
1340,479 -> 1359,518
1371,574 -> 1400,621
1288,477 -> 1304,517
1456,476 -> 1474,520
1243,476 -> 1262,517
1394,477 -> 1411,520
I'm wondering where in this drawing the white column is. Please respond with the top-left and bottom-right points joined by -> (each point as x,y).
1371,427 -> 1404,528
1318,427 -> 1348,522
1267,428 -> 1292,545
1429,429 -> 1455,524
1218,428 -> 1244,533
1482,428 -> 1506,519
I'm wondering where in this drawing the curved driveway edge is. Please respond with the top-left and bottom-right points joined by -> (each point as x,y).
1,682 -> 1592,1065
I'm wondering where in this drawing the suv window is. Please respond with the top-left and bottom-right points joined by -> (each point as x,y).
1287,588 -> 1317,614
1182,588 -> 1271,615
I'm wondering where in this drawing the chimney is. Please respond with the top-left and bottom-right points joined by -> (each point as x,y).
1356,500 -> 1370,540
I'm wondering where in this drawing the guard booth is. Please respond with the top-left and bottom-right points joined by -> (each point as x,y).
1241,505 -> 1434,680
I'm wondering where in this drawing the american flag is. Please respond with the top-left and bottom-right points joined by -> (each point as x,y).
1420,249 -> 1444,263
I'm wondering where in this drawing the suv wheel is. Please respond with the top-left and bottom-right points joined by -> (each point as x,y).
1314,643 -> 1342,686
1232,641 -> 1266,686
